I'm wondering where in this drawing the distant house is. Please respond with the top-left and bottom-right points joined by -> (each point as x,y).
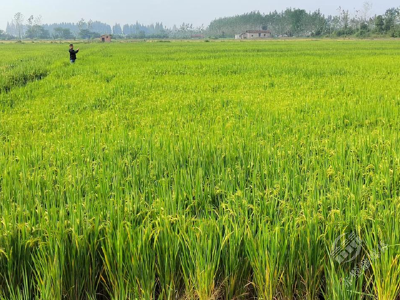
235,30 -> 272,40
100,35 -> 112,42
191,34 -> 204,39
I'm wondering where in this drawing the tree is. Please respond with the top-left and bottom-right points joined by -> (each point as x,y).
62,28 -> 74,39
26,25 -> 49,39
34,15 -> 42,27
25,26 -> 36,39
78,29 -> 100,39
14,12 -> 25,40
361,2 -> 373,23
27,15 -> 34,31
53,27 -> 63,39
338,7 -> 350,30
24,15 -> 47,39
53,27 -> 74,39
375,15 -> 385,33
87,19 -> 94,31
78,19 -> 86,31
112,24 -> 122,35
123,24 -> 131,35
6,22 -> 12,35
0,30 -> 14,40
77,18 -> 100,39
384,8 -> 399,31
288,9 -> 307,35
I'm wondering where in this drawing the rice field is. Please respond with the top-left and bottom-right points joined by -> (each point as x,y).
1,40 -> 400,300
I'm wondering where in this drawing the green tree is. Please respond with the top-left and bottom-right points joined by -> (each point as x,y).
375,15 -> 385,33
288,9 -> 307,35
78,29 -> 100,39
53,27 -> 74,39
13,12 -> 24,40
112,24 -> 122,35
0,30 -> 14,40
384,8 -> 399,31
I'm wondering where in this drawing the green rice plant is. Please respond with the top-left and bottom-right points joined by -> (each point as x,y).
31,214 -> 102,300
153,214 -> 184,300
180,218 -> 222,300
33,246 -> 63,300
365,219 -> 400,300
323,236 -> 373,300
101,221 -> 156,299
1,40 -> 400,299
323,258 -> 372,300
245,221 -> 288,300
295,206 -> 325,299
0,268 -> 31,300
279,224 -> 300,300
219,215 -> 251,300
0,221 -> 38,299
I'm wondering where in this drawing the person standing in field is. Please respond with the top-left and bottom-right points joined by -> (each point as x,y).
69,44 -> 79,63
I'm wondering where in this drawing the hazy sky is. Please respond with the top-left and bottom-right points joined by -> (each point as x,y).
1,0 -> 396,30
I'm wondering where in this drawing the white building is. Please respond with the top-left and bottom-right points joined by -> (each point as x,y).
235,30 -> 272,40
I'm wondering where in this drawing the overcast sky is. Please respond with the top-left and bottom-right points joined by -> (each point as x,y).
1,0 -> 396,30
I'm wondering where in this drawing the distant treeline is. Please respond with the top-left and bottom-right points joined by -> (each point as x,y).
3,20 -> 173,40
1,5 -> 399,40
208,7 -> 400,38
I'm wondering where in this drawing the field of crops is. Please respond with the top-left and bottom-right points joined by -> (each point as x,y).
1,40 -> 400,300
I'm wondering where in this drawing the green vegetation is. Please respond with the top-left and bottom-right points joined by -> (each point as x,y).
1,40 -> 400,299
208,7 -> 400,38
3,6 -> 400,40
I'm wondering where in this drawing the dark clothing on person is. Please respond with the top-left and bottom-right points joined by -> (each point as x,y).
69,49 -> 79,60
